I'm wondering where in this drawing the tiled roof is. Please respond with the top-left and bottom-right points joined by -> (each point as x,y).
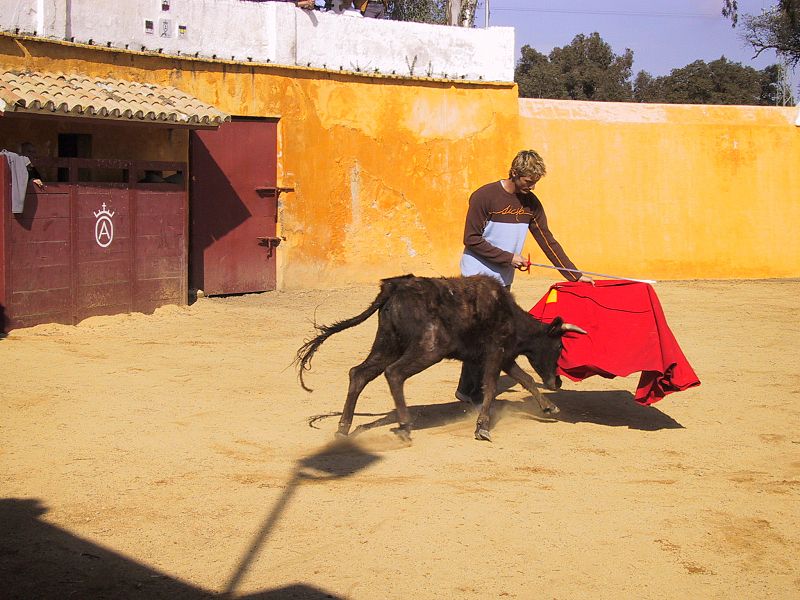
0,70 -> 230,126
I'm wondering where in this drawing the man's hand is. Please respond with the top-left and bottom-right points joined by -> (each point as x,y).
296,0 -> 315,8
31,178 -> 45,189
578,274 -> 594,285
511,254 -> 528,269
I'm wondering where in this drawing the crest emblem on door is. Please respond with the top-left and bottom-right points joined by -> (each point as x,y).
94,203 -> 115,248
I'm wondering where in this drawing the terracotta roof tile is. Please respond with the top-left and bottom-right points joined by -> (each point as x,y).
0,70 -> 230,126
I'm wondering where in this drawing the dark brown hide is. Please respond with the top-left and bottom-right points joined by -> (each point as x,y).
296,275 -> 575,441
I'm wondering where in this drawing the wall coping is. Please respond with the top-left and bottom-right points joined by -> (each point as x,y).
0,0 -> 515,83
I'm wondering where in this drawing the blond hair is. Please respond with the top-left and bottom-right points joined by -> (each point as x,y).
509,150 -> 546,180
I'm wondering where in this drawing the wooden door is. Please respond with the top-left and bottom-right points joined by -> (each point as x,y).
189,119 -> 278,295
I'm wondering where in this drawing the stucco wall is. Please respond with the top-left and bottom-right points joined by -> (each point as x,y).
0,35 -> 519,290
2,35 -> 798,289
518,99 -> 800,280
0,0 -> 514,82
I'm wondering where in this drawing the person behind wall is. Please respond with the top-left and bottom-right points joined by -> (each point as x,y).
324,0 -> 386,16
0,142 -> 45,215
245,0 -> 316,8
456,149 -> 594,404
354,0 -> 387,17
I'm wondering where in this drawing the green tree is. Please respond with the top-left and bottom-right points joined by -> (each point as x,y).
386,0 -> 476,25
669,58 -> 767,104
741,5 -> 800,67
722,0 -> 740,26
723,0 -> 800,66
515,33 -> 634,101
514,46 -> 567,99
633,71 -> 665,103
760,63 -> 797,104
632,57 -> 790,105
445,0 -> 478,26
387,0 -> 447,24
723,0 -> 798,26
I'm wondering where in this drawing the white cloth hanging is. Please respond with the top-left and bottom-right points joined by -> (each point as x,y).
0,150 -> 32,214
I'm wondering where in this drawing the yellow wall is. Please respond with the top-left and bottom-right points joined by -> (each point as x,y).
1,35 -> 519,288
518,100 -> 800,280
3,34 -> 799,287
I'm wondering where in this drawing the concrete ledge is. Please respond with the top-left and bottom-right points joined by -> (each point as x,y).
0,0 -> 514,82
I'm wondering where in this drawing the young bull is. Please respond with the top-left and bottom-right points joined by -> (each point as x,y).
295,274 -> 585,441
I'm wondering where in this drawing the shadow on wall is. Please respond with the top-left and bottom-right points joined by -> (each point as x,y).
0,440 -> 381,599
13,186 -> 39,232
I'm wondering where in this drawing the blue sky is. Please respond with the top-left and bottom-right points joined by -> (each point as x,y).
477,0 -> 795,86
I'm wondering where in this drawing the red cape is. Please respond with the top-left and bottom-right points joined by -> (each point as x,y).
530,280 -> 700,405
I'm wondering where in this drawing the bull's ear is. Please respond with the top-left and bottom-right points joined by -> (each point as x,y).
547,316 -> 565,336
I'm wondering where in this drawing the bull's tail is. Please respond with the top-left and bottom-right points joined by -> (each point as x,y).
295,276 -> 409,392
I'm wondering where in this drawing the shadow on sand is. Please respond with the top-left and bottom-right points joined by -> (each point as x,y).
1,444 -> 381,599
321,374 -> 683,436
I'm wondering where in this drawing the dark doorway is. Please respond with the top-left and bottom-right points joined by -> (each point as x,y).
57,133 -> 92,182
189,118 -> 279,295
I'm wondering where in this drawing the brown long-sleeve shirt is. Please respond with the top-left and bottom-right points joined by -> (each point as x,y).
459,181 -> 581,285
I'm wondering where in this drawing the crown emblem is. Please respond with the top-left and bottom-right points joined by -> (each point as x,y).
94,203 -> 115,219
94,203 -> 116,248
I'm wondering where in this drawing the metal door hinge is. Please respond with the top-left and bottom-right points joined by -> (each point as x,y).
255,186 -> 295,198
257,236 -> 283,258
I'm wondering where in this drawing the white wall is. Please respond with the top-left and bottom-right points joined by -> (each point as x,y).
0,0 -> 514,82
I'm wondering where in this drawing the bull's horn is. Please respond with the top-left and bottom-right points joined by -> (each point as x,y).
561,323 -> 587,334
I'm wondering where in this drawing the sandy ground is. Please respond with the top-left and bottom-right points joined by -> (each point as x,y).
1,277 -> 799,599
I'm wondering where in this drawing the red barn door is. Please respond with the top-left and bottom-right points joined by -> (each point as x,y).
190,118 -> 279,295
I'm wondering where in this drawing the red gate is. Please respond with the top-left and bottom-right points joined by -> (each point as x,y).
189,118 -> 279,295
1,159 -> 187,331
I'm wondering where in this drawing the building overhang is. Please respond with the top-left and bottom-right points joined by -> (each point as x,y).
0,70 -> 230,127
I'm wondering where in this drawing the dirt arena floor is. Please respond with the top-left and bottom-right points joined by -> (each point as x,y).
1,278 -> 799,599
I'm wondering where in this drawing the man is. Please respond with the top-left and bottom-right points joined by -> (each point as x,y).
456,149 -> 592,403
353,0 -> 387,17
249,0 -> 315,9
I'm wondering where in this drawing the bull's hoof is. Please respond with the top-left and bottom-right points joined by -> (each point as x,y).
334,431 -> 349,439
391,426 -> 412,443
474,428 -> 492,442
541,404 -> 560,415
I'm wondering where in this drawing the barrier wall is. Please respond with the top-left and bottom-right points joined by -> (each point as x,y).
0,160 -> 187,331
518,100 -> 800,280
0,0 -> 514,82
2,35 -> 798,291
0,35 -> 519,290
